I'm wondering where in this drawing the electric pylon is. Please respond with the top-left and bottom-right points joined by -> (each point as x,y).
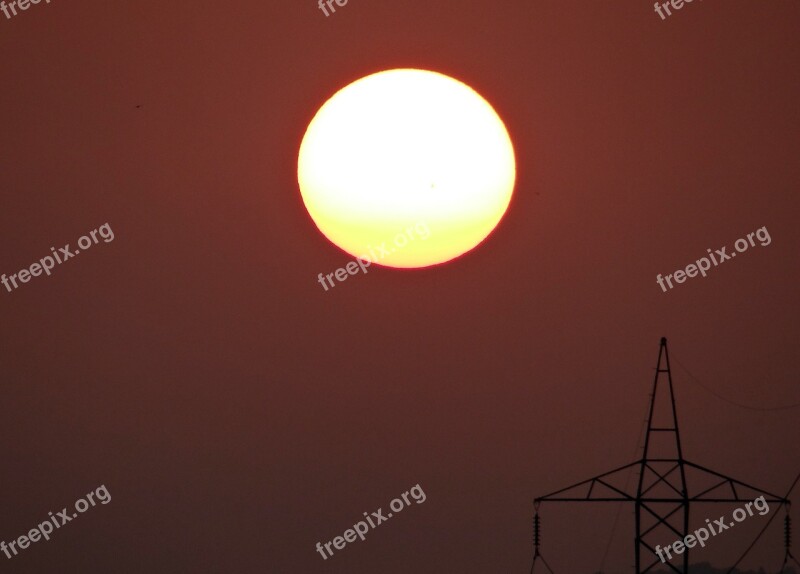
532,338 -> 790,573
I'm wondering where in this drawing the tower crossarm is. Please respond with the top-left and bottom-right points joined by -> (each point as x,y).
683,460 -> 789,504
535,461 -> 641,503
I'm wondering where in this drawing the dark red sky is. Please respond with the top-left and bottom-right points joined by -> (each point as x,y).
1,1 -> 798,572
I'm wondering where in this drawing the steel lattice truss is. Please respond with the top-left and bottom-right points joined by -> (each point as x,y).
533,338 -> 790,574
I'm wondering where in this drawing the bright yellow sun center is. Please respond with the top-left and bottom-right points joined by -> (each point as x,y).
298,68 -> 516,268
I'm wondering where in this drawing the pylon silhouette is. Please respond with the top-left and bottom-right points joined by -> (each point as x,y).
533,338 -> 790,573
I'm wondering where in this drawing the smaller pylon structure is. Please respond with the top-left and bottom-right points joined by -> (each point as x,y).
532,338 -> 791,573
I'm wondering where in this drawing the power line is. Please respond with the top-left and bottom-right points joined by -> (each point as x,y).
597,395 -> 650,572
671,353 -> 800,412
724,471 -> 800,574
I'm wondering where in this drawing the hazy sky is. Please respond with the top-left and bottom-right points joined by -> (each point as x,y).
1,1 -> 798,572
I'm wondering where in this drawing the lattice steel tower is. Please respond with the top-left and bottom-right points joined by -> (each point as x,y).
531,338 -> 790,573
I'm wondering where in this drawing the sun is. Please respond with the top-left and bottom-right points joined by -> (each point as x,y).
297,69 -> 516,268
